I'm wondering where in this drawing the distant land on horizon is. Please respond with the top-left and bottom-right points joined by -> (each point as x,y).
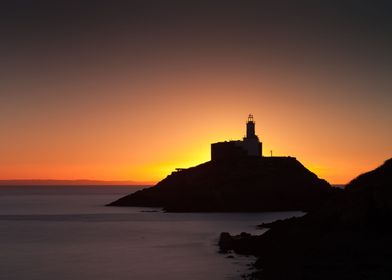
0,179 -> 154,186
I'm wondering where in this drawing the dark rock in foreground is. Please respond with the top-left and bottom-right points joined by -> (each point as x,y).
108,157 -> 338,212
219,158 -> 392,279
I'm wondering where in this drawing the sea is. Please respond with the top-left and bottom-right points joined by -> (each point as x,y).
0,186 -> 304,280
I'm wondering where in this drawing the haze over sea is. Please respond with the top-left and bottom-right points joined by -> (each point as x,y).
0,186 -> 302,280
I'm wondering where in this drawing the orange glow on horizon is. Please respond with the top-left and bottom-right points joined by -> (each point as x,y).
1,127 -> 387,185
1,52 -> 391,185
1,1 -> 392,188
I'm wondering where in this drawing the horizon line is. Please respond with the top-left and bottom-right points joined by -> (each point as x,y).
0,179 -> 346,187
0,179 -> 155,186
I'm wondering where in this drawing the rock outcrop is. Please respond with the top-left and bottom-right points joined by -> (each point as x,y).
108,156 -> 338,212
219,158 -> 392,279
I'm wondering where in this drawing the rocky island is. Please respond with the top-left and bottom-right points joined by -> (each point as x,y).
108,115 -> 339,212
108,156 -> 338,212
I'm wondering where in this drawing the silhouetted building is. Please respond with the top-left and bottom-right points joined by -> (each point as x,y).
211,114 -> 262,161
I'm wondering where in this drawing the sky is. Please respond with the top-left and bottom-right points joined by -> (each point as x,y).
1,1 -> 391,184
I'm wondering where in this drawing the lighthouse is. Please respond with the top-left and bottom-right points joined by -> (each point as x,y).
242,114 -> 262,157
211,114 -> 263,161
246,114 -> 256,138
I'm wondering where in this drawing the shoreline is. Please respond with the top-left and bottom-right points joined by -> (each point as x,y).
218,158 -> 392,279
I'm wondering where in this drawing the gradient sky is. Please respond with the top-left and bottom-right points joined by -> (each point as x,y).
1,1 -> 391,184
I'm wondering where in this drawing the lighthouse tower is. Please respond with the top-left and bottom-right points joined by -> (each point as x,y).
246,114 -> 256,138
210,114 -> 263,161
242,114 -> 262,156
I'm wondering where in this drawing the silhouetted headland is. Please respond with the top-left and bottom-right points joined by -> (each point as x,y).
107,156 -> 337,211
108,115 -> 339,212
219,157 -> 392,279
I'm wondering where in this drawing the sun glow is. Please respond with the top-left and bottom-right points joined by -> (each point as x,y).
1,40 -> 391,185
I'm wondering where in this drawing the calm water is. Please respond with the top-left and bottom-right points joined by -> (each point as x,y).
0,186 -> 303,280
